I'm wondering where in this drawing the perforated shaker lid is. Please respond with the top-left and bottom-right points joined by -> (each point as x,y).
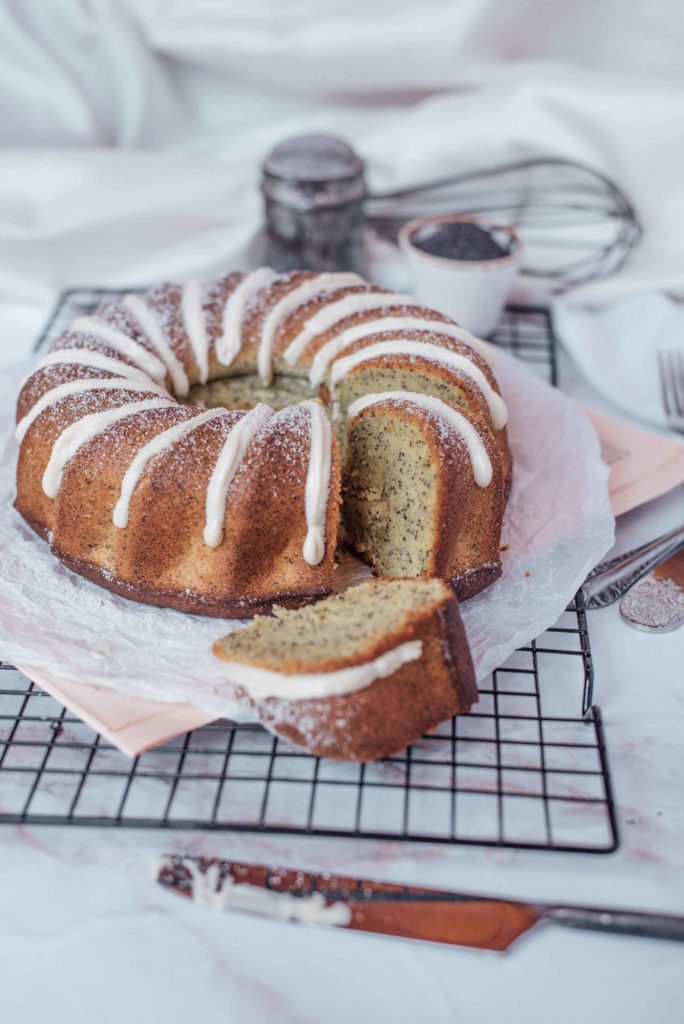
261,134 -> 366,209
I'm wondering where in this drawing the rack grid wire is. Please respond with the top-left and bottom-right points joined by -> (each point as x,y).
0,292 -> 617,853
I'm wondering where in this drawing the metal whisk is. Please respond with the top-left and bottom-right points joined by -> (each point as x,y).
260,136 -> 642,289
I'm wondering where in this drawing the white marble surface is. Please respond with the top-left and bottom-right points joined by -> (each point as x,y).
1,350 -> 683,1024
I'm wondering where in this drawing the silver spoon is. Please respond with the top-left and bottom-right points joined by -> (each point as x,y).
620,546 -> 684,632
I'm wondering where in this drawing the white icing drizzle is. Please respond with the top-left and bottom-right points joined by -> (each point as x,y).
347,391 -> 493,487
283,291 -> 422,366
42,398 -> 174,498
257,272 -> 362,385
330,340 -> 508,429
309,316 -> 494,387
112,408 -> 225,528
15,377 -> 170,443
181,279 -> 210,385
216,267 -> 276,367
204,403 -> 274,547
19,348 -> 150,389
70,316 -> 167,383
302,400 -> 333,566
176,860 -> 351,926
123,293 -> 190,397
218,639 -> 423,701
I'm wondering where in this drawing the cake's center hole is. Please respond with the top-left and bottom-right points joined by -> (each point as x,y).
188,374 -> 314,413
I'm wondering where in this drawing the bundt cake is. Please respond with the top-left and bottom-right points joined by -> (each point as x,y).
213,577 -> 477,760
14,269 -> 510,615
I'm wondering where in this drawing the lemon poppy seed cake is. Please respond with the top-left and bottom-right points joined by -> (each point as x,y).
14,269 -> 510,615
213,577 -> 477,760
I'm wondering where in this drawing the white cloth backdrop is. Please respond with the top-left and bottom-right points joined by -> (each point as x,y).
1,8 -> 684,1024
1,0 -> 684,372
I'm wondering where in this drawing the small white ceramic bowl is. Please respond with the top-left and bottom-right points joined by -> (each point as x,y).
399,214 -> 524,337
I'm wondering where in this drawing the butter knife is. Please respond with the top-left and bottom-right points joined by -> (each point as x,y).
156,856 -> 684,951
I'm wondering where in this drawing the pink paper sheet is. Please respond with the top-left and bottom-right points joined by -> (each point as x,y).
15,662 -> 216,757
583,406 -> 684,516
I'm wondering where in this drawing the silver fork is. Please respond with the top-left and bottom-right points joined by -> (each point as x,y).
583,523 -> 684,608
658,350 -> 684,434
583,352 -> 684,608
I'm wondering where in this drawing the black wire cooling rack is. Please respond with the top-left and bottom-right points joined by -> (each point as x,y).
0,294 -> 617,852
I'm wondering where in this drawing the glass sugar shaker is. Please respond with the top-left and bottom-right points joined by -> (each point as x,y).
259,134 -> 367,273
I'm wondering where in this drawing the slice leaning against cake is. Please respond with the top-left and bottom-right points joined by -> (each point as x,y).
213,578 -> 477,761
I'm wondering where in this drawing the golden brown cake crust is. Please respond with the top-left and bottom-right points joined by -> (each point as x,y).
49,549 -> 334,618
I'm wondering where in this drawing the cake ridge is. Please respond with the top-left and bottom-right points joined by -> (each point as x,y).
181,279 -> 210,385
42,397 -> 175,498
347,390 -> 493,487
301,399 -> 333,567
20,348 -> 151,389
330,339 -> 508,428
282,289 -> 422,366
216,267 -> 276,368
204,403 -> 274,547
70,316 -> 168,383
257,271 -> 362,385
16,377 -> 171,443
123,292 -> 190,396
112,406 -> 226,528
308,314 -> 495,386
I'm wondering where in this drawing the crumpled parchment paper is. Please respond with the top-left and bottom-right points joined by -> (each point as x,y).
0,350 -> 614,716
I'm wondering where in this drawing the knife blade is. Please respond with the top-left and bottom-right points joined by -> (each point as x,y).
620,544 -> 684,632
156,856 -> 684,951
